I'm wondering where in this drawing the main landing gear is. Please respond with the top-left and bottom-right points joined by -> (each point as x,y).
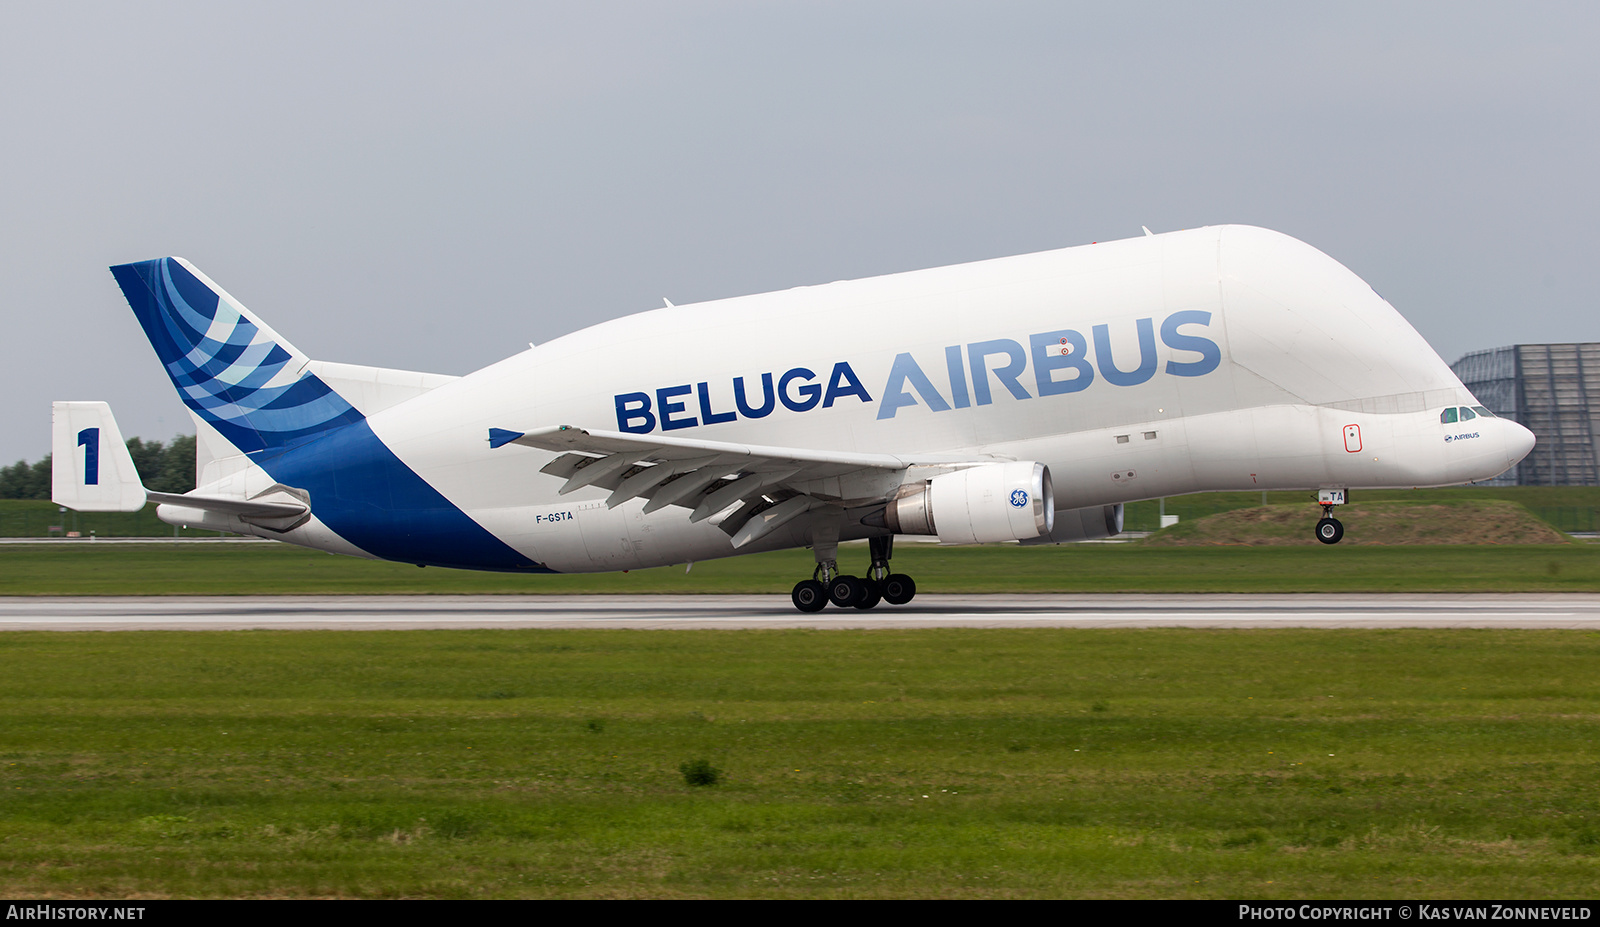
1313,489 -> 1347,545
791,535 -> 916,612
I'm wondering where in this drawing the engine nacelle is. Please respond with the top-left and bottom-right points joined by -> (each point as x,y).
1019,503 -> 1124,545
881,462 -> 1054,544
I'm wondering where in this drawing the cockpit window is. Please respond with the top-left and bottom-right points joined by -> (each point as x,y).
1441,408 -> 1458,424
1472,406 -> 1494,418
1459,407 -> 1476,421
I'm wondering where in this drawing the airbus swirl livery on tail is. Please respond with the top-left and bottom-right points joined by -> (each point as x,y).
54,226 -> 1535,610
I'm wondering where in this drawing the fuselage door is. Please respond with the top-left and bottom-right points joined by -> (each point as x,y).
576,501 -> 638,567
1343,424 -> 1362,453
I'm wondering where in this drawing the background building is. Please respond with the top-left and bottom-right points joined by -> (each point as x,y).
1452,343 -> 1600,485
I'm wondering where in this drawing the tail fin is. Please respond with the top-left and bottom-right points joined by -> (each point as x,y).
109,257 -> 364,455
52,401 -> 146,512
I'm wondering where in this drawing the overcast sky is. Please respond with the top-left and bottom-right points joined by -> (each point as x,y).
3,1 -> 1597,464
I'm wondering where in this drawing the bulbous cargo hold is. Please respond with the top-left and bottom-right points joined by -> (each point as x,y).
1215,225 -> 1475,417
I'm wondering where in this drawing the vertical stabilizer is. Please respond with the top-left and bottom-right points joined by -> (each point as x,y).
52,402 -> 147,512
109,257 -> 365,455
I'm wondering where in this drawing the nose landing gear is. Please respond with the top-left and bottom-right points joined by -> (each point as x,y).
1313,489 -> 1347,545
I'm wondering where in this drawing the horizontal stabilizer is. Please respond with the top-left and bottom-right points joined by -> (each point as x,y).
146,491 -> 307,520
53,402 -> 310,527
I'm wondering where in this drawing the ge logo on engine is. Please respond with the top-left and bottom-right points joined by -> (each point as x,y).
1010,489 -> 1029,507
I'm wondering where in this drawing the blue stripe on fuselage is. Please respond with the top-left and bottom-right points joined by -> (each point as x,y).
251,420 -> 553,573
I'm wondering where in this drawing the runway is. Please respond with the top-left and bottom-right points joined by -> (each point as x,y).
3,594 -> 1600,630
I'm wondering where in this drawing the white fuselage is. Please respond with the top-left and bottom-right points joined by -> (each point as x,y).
168,226 -> 1533,572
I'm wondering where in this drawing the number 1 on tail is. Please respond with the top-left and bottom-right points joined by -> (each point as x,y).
77,427 -> 99,485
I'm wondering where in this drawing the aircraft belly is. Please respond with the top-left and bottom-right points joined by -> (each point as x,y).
467,497 -> 749,573
269,513 -> 379,560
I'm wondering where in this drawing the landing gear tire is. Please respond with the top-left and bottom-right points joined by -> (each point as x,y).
854,579 -> 882,610
881,573 -> 916,605
1315,518 -> 1344,545
792,579 -> 828,612
828,575 -> 866,608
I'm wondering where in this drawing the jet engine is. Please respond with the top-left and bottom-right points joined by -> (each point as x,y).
876,461 -> 1054,544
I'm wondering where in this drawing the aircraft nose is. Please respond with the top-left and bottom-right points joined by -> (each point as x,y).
1503,419 -> 1536,468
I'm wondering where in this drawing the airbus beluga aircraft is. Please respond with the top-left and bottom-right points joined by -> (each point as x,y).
54,225 -> 1535,611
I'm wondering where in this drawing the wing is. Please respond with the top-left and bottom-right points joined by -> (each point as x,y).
488,425 -> 980,548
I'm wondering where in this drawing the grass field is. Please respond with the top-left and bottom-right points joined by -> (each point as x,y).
4,495 -> 1599,898
1,628 -> 1599,898
4,538 -> 1600,595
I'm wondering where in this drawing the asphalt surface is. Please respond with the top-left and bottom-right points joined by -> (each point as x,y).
2,594 -> 1600,630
